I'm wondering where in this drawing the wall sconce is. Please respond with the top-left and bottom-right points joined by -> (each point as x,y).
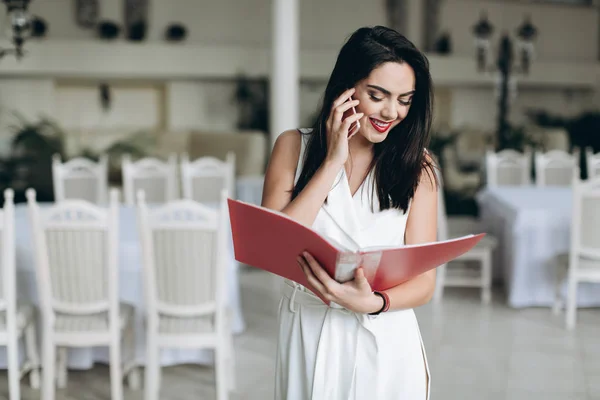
472,11 -> 538,75
471,11 -> 539,150
515,15 -> 537,75
1,0 -> 32,59
472,11 -> 494,72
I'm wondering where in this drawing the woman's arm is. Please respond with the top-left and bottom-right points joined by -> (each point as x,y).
384,162 -> 438,311
297,159 -> 439,315
262,88 -> 363,227
261,130 -> 344,227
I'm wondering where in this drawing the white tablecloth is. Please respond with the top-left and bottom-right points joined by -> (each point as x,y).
477,186 -> 600,308
0,203 -> 245,370
236,175 -> 264,206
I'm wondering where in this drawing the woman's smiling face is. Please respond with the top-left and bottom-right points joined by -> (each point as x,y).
352,61 -> 415,144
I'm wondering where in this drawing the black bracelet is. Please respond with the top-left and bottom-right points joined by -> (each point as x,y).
368,291 -> 387,315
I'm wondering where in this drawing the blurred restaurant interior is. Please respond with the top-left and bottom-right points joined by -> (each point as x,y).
0,0 -> 598,399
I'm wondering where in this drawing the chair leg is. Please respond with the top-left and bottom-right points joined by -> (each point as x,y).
109,335 -> 124,400
124,319 -> 141,390
433,263 -> 447,303
215,342 -> 228,400
126,367 -> 141,391
7,328 -> 21,400
56,347 -> 68,388
144,334 -> 161,400
226,310 -> 236,392
566,274 -> 578,330
481,252 -> 492,305
24,322 -> 40,389
42,334 -> 56,400
553,262 -> 565,315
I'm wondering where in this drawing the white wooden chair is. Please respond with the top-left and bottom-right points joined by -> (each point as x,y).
553,173 -> 600,329
535,149 -> 579,187
0,189 -> 40,400
540,127 -> 570,152
52,154 -> 109,204
586,147 -> 600,179
434,169 -> 498,304
485,148 -> 531,187
27,188 -> 139,400
137,189 -> 235,400
180,152 -> 235,203
122,154 -> 178,206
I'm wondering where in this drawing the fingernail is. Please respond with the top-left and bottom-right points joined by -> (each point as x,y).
302,251 -> 309,257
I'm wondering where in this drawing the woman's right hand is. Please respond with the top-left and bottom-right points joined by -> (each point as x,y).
324,88 -> 364,167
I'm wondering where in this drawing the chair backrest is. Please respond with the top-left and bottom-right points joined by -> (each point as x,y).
485,149 -> 531,187
122,154 -> 178,206
52,154 -> 109,204
26,188 -> 120,326
541,128 -> 570,152
0,189 -> 15,318
136,189 -> 229,330
570,173 -> 600,263
180,152 -> 235,203
535,149 -> 579,187
586,147 -> 600,180
187,130 -> 267,177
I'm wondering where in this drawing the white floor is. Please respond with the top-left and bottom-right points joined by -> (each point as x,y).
2,267 -> 599,400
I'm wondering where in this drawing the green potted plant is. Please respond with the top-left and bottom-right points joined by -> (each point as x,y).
502,123 -> 541,152
2,113 -> 154,201
8,114 -> 67,202
526,109 -> 600,178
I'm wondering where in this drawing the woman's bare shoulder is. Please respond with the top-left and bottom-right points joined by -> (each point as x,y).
271,129 -> 303,168
261,129 -> 303,209
275,129 -> 303,151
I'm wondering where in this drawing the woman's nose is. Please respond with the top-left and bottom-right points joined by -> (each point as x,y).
381,101 -> 399,121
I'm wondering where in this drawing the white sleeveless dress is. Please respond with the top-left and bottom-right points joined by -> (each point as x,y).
274,129 -> 430,400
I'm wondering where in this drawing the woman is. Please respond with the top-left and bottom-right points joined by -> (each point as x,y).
262,25 -> 437,400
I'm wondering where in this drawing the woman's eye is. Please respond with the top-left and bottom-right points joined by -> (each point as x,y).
399,99 -> 412,106
369,95 -> 382,102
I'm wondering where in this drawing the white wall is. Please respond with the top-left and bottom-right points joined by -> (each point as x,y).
56,84 -> 161,130
0,79 -> 56,156
450,86 -> 596,131
439,0 -> 598,62
436,0 -> 599,130
25,0 -> 387,48
166,80 -> 239,132
166,79 -> 326,133
0,79 -> 55,130
23,0 -> 596,60
0,0 -> 595,136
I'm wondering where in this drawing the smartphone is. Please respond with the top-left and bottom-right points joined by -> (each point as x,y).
342,96 -> 360,138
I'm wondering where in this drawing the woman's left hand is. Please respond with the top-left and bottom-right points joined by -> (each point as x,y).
297,251 -> 384,314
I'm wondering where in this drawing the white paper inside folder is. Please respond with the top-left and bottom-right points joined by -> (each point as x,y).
330,252 -> 361,309
361,251 -> 383,279
330,251 -> 383,310
334,252 -> 362,283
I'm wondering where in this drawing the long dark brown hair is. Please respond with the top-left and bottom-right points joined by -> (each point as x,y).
291,26 -> 436,212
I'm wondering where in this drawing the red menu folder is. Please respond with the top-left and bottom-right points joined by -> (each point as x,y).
228,198 -> 485,304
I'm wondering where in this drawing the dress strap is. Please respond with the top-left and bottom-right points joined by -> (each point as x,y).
294,129 -> 309,185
